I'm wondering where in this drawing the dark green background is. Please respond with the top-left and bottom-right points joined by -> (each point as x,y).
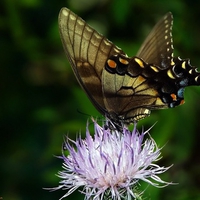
1,0 -> 200,199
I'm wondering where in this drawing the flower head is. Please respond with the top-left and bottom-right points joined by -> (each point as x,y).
53,120 -> 171,200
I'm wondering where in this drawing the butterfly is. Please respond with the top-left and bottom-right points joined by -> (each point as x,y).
58,7 -> 200,127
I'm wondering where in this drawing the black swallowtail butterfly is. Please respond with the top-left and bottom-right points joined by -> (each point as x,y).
59,7 -> 200,127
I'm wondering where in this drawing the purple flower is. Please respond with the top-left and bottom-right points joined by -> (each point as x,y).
53,120 -> 172,200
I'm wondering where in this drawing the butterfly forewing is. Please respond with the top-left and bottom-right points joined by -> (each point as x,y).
59,8 -> 125,114
136,12 -> 174,68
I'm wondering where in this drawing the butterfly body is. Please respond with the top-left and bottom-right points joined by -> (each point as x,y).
59,8 -> 200,126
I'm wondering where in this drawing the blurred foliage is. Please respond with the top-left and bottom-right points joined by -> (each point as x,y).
1,0 -> 200,199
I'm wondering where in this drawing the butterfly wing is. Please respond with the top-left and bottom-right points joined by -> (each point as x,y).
102,56 -> 154,123
59,7 -> 125,115
136,12 -> 174,68
100,13 -> 174,123
59,8 -> 200,126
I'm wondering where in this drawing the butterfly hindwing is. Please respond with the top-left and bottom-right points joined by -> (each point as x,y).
102,54 -> 167,123
136,12 -> 174,68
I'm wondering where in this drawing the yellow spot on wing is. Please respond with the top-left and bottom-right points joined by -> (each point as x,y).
119,57 -> 129,65
171,60 -> 175,65
167,69 -> 175,79
189,69 -> 193,74
195,76 -> 200,82
62,9 -> 69,16
135,58 -> 144,68
182,61 -> 186,69
150,66 -> 159,72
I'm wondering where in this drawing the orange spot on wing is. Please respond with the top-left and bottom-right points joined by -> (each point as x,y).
138,75 -> 145,82
119,57 -> 129,65
107,59 -> 117,68
180,100 -> 185,105
170,93 -> 177,101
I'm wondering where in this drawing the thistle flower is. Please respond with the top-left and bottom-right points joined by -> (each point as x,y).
53,120 -> 172,200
